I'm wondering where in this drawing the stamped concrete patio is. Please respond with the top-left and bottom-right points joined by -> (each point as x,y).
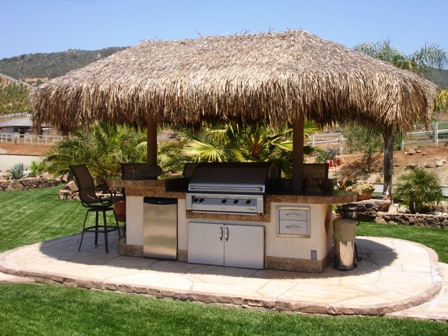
1,233 -> 447,321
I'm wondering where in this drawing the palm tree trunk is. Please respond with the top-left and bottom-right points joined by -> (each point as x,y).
383,127 -> 394,198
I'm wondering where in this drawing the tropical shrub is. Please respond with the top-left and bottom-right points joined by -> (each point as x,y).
394,167 -> 443,214
28,161 -> 48,177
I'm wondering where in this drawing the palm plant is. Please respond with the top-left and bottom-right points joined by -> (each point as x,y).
181,122 -> 227,162
180,120 -> 319,177
44,122 -> 147,183
157,140 -> 188,176
394,167 -> 443,214
354,41 -> 447,197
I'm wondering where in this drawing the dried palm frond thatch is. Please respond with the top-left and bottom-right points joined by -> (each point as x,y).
30,30 -> 437,132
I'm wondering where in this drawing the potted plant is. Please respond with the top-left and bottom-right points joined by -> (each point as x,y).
346,181 -> 375,200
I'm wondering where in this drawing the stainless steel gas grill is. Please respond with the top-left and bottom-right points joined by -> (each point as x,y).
185,162 -> 280,215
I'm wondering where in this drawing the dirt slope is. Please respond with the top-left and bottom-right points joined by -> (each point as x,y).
337,146 -> 448,185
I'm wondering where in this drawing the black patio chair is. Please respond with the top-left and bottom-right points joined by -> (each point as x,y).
70,165 -> 122,253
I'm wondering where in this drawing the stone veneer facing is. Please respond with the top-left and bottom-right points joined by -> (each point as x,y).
118,240 -> 329,273
265,255 -> 329,273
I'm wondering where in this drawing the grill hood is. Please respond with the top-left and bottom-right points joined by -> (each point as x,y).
187,162 -> 280,194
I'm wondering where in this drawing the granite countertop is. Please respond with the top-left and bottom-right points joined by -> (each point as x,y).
107,178 -> 357,204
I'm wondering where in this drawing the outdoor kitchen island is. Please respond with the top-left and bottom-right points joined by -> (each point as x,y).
31,30 -> 436,274
109,175 -> 356,273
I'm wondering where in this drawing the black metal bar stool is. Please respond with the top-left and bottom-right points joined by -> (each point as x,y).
70,165 -> 122,253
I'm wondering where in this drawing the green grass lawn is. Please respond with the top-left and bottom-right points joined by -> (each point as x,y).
0,186 -> 100,252
1,186 -> 448,335
1,282 -> 447,336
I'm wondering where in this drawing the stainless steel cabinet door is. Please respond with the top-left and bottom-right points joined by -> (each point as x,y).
224,225 -> 264,269
188,222 -> 224,265
143,198 -> 177,259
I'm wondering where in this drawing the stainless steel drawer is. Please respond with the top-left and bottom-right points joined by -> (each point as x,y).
279,209 -> 308,220
277,206 -> 310,236
279,220 -> 308,235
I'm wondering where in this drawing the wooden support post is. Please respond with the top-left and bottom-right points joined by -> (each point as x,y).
291,114 -> 304,192
147,118 -> 157,166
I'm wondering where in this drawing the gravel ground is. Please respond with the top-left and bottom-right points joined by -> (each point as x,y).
0,155 -> 43,171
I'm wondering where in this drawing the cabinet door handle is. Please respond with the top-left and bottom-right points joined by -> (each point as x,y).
225,227 -> 229,241
286,225 -> 302,229
285,213 -> 302,218
219,227 -> 223,241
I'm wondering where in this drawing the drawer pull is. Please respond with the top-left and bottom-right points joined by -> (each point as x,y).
286,225 -> 302,229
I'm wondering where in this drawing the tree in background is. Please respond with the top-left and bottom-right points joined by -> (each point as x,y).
354,41 -> 447,198
342,122 -> 404,174
436,89 -> 448,112
343,123 -> 384,173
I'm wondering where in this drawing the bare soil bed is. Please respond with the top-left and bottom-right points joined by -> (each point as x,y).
0,143 -> 50,156
337,146 -> 448,185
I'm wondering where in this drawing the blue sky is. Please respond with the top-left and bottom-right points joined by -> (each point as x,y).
1,0 -> 447,60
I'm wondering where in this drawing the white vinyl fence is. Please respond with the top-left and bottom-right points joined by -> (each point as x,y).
308,122 -> 448,154
1,122 -> 448,151
0,133 -> 67,145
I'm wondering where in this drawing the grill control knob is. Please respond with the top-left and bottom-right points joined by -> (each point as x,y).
233,199 -> 239,204
222,199 -> 227,204
199,198 -> 204,203
246,200 -> 252,205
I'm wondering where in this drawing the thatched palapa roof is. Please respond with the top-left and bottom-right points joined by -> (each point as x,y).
30,30 -> 437,132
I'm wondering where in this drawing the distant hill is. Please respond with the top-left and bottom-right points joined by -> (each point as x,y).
0,76 -> 30,115
1,45 -> 446,87
0,47 -> 128,82
426,69 -> 448,88
0,47 -> 128,116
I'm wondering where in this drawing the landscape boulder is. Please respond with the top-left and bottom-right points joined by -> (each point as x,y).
6,180 -> 23,191
336,199 -> 391,222
58,181 -> 79,200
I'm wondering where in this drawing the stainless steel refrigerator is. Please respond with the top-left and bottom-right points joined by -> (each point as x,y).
143,197 -> 178,259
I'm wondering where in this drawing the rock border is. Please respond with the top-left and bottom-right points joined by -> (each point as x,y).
376,212 -> 448,228
0,177 -> 61,191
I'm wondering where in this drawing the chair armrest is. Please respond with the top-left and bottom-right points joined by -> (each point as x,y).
95,184 -> 124,203
96,183 -> 112,193
92,184 -> 113,205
